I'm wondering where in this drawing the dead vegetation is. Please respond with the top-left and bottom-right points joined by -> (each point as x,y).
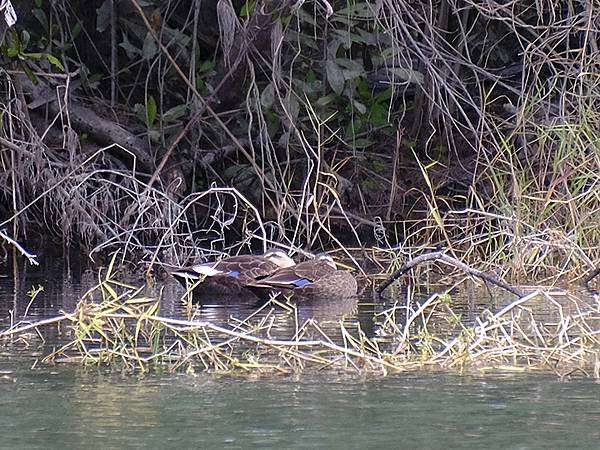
0,2 -> 598,379
0,1 -> 598,283
2,257 -> 598,378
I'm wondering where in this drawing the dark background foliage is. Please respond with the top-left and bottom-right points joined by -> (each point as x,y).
0,0 -> 598,278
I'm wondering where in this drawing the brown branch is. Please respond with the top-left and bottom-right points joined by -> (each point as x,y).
583,268 -> 600,286
377,251 -> 524,297
21,76 -> 154,172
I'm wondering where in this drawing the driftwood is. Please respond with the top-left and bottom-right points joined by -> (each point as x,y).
377,251 -> 524,297
21,76 -> 155,172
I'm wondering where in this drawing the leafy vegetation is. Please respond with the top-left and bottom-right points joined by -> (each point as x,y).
0,0 -> 598,282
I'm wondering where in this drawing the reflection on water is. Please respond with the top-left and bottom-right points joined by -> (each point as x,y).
0,257 -> 368,343
1,256 -> 600,447
0,363 -> 599,449
1,255 -> 598,350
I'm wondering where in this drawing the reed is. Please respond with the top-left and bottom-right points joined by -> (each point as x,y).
2,258 -> 597,379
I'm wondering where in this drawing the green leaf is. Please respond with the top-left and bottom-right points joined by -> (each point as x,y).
316,94 -> 336,107
345,118 -> 364,139
21,62 -> 39,85
240,1 -> 256,17
264,109 -> 279,129
163,104 -> 187,123
352,100 -> 367,115
336,57 -> 365,74
6,47 -> 18,58
356,77 -> 370,99
119,34 -> 140,59
96,0 -> 112,33
376,87 -> 393,102
371,158 -> 387,173
388,67 -> 425,85
134,103 -> 145,123
86,73 -> 103,89
369,102 -> 388,126
21,31 -> 31,50
198,60 -> 215,74
361,179 -> 376,190
22,52 -> 43,60
142,32 -> 158,60
352,138 -> 374,149
146,95 -> 157,126
223,164 -> 248,180
44,54 -> 65,71
284,95 -> 300,120
261,82 -> 275,109
279,15 -> 291,27
9,28 -> 22,53
32,9 -> 49,32
71,23 -> 82,40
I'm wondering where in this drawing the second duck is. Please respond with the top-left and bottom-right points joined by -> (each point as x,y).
248,254 -> 357,300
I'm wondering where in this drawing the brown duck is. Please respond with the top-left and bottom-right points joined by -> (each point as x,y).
248,254 -> 357,299
170,250 -> 296,296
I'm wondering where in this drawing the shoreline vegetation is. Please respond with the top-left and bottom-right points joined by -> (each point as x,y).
1,255 -> 598,379
0,1 -> 599,377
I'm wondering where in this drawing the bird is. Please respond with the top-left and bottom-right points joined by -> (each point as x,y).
170,250 -> 296,297
247,253 -> 357,300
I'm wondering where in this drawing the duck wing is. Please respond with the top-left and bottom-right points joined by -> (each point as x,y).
174,255 -> 273,282
217,257 -> 279,284
251,259 -> 336,288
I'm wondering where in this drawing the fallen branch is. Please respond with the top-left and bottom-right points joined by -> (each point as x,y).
0,229 -> 39,266
20,75 -> 154,172
376,251 -> 524,297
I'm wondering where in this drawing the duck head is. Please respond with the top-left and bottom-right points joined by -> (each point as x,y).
313,253 -> 336,269
263,249 -> 296,268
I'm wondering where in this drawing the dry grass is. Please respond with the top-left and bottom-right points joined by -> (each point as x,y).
2,257 -> 598,379
0,4 -> 598,376
2,1 -> 599,281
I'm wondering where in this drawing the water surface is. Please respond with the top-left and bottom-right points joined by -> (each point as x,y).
1,361 -> 598,449
1,256 -> 599,449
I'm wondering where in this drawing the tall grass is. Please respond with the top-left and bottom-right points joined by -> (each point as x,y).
0,1 -> 597,281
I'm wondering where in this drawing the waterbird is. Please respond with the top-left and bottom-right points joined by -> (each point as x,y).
247,253 -> 357,300
170,250 -> 296,297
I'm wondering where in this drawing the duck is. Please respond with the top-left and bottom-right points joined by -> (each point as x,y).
248,254 -> 357,300
170,250 -> 296,297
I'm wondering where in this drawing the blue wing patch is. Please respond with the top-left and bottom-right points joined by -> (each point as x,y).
226,270 -> 241,278
292,278 -> 312,287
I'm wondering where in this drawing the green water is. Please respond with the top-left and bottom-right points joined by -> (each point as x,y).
1,259 -> 599,449
1,363 -> 599,449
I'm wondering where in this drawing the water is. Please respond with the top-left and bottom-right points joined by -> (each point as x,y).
0,362 -> 599,449
1,257 -> 599,448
